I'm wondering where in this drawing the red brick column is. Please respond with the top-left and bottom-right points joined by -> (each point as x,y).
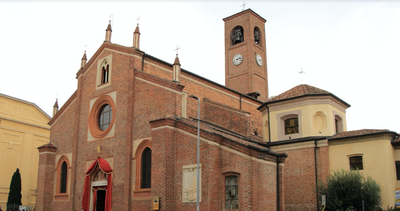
36,143 -> 57,211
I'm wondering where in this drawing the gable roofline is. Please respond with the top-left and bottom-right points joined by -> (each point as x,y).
0,93 -> 51,119
48,91 -> 77,126
77,42 -> 263,105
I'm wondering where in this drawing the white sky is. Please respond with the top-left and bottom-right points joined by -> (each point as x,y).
1,1 -> 399,132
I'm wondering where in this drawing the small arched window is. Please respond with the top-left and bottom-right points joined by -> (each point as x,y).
101,63 -> 109,84
231,26 -> 244,45
60,161 -> 68,193
55,156 -> 69,199
254,27 -> 261,45
141,147 -> 152,189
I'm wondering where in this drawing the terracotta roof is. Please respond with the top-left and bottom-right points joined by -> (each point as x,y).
392,135 -> 400,143
330,129 -> 396,140
269,84 -> 330,102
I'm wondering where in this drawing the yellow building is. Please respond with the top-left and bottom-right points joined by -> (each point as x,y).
259,84 -> 399,210
0,93 -> 50,209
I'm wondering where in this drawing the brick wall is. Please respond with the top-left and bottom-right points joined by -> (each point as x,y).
38,42 -> 269,210
149,118 -> 281,211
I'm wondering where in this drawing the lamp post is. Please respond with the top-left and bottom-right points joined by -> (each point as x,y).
189,95 -> 200,211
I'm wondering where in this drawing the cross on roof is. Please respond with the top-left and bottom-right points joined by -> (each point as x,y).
136,16 -> 141,24
174,45 -> 181,55
298,68 -> 305,82
241,1 -> 247,11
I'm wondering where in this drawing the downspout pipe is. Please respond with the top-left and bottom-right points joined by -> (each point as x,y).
277,155 -> 280,211
267,104 -> 271,143
239,94 -> 243,110
314,139 -> 320,211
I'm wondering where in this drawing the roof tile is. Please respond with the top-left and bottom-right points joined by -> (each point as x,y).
330,129 -> 393,139
269,84 -> 330,102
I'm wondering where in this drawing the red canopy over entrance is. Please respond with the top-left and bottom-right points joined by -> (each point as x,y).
82,157 -> 113,211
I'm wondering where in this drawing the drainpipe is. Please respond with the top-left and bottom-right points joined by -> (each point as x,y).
314,139 -> 320,211
277,155 -> 280,211
239,94 -> 243,110
267,104 -> 271,143
141,52 -> 146,71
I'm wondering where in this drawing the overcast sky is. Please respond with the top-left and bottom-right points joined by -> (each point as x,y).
1,1 -> 399,132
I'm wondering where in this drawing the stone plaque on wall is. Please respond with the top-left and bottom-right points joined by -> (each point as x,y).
182,164 -> 201,202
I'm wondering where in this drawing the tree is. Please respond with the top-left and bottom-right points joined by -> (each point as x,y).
7,168 -> 21,211
319,170 -> 381,211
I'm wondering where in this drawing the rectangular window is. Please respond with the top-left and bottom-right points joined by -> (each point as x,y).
284,118 -> 299,135
396,161 -> 400,180
225,176 -> 238,209
349,156 -> 363,170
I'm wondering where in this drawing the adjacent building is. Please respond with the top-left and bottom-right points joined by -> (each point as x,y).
0,93 -> 50,209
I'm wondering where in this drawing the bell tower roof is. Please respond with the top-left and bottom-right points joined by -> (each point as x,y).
223,8 -> 266,23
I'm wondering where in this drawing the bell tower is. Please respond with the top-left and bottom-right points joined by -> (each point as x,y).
223,9 -> 268,101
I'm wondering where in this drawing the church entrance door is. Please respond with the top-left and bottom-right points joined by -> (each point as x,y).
95,189 -> 106,211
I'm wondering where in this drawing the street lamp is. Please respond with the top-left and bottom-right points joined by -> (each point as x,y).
189,95 -> 200,211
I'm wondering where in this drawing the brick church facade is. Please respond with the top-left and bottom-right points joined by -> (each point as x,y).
36,9 -> 289,211
36,7 -> 400,211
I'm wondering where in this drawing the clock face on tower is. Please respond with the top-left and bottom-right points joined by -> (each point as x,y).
233,54 -> 243,66
255,54 -> 263,66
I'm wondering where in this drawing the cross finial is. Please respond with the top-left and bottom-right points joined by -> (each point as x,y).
136,16 -> 141,25
298,68 -> 305,82
241,1 -> 247,11
109,13 -> 114,21
174,45 -> 181,55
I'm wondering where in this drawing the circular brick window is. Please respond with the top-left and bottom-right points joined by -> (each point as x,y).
89,95 -> 115,139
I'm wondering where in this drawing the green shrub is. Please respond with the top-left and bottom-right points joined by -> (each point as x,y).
7,168 -> 21,211
319,170 -> 381,211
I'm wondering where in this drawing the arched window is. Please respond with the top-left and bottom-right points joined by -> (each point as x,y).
141,147 -> 151,189
55,155 -> 69,199
101,64 -> 109,84
231,26 -> 244,45
96,56 -> 113,88
60,161 -> 68,193
254,27 -> 261,45
278,111 -> 302,140
134,140 -> 152,196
